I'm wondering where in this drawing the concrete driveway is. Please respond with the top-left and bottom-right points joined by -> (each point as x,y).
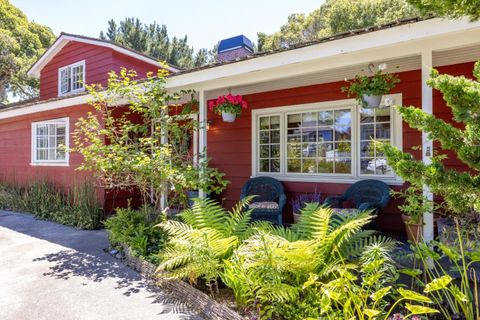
0,211 -> 204,320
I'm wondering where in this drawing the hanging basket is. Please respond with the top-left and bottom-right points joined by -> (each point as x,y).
221,112 -> 236,122
361,94 -> 383,108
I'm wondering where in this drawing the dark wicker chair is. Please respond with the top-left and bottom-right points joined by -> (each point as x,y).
240,176 -> 286,225
323,179 -> 391,212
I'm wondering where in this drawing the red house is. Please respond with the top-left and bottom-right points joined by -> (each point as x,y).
1,17 -> 480,237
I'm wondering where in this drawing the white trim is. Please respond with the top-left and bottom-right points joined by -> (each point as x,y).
27,34 -> 178,78
166,18 -> 480,91
251,94 -> 403,185
31,117 -> 70,166
218,45 -> 253,53
58,60 -> 86,96
198,90 -> 207,198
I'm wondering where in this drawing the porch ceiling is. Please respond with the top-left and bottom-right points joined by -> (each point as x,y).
205,44 -> 480,99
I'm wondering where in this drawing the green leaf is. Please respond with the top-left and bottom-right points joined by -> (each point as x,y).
399,268 -> 423,277
370,286 -> 392,302
450,285 -> 469,303
405,303 -> 439,315
424,275 -> 452,292
364,308 -> 381,318
397,288 -> 433,303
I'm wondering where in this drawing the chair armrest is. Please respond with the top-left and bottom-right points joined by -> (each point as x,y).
324,196 -> 346,208
278,194 -> 287,211
357,201 -> 381,212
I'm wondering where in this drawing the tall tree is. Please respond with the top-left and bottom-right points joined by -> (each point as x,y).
407,0 -> 480,21
100,18 -> 213,69
257,0 -> 419,52
0,0 -> 55,103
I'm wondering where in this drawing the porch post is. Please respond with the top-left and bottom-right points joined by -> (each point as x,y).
421,49 -> 434,242
198,90 -> 207,199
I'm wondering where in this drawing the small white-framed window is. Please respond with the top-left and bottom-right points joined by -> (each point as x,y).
251,94 -> 403,184
31,117 -> 69,166
58,60 -> 85,96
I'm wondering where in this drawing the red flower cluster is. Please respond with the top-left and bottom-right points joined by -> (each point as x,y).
208,94 -> 248,114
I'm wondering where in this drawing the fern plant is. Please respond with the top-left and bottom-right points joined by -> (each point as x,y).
157,196 -> 256,291
222,203 -> 396,319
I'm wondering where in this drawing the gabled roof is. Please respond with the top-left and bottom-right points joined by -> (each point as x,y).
27,32 -> 179,78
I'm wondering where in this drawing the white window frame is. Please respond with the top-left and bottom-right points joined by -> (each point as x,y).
57,60 -> 85,96
251,93 -> 403,185
31,117 -> 70,166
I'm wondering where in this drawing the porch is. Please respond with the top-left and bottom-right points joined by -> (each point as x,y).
166,17 -> 480,239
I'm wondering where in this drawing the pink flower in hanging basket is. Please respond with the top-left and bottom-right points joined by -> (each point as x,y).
209,94 -> 248,117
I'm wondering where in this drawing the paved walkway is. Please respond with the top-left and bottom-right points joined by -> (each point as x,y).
0,211 -> 204,320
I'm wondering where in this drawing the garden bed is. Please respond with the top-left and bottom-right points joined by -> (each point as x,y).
118,244 -> 244,320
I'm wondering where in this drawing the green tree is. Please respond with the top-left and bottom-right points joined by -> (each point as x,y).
100,18 -> 213,68
0,0 -> 55,103
257,0 -> 418,52
380,62 -> 480,232
407,0 -> 480,21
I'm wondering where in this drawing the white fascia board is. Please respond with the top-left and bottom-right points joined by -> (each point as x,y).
27,34 -> 178,78
0,95 -> 90,120
165,18 -> 480,91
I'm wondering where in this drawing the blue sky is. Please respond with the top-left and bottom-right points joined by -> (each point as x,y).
11,0 -> 323,51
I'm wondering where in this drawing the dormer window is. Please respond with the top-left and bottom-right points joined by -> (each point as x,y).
58,60 -> 85,96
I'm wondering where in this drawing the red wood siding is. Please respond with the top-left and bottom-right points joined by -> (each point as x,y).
39,41 -> 159,101
0,104 -> 104,206
207,62 -> 475,233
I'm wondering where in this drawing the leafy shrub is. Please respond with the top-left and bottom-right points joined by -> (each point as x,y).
104,206 -> 167,264
289,190 -> 322,214
0,180 -> 102,229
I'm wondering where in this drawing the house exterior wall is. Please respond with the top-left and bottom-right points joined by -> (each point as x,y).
207,61 -> 475,234
0,104 -> 105,205
39,41 -> 159,101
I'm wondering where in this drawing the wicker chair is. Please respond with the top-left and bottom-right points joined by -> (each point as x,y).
323,179 -> 391,212
240,177 -> 286,225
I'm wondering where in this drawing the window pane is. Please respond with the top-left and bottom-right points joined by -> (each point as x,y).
375,108 -> 390,122
260,145 -> 269,158
360,108 -> 374,123
287,143 -> 301,158
334,142 -> 351,156
271,159 -> 280,172
360,141 -> 374,157
259,159 -> 270,172
360,124 -> 375,140
302,127 -> 316,142
318,143 -> 333,158
376,123 -> 390,140
287,159 -> 301,172
270,145 -> 280,158
302,143 -> 316,157
335,125 -> 351,141
270,116 -> 280,129
302,112 -> 316,127
287,129 -> 300,143
260,117 -> 269,130
287,114 -> 301,128
375,159 -> 391,175
318,158 -> 334,173
318,111 -> 333,126
271,130 -> 280,143
335,158 -> 351,174
360,158 -> 375,174
260,131 -> 269,143
318,127 -> 333,142
335,110 -> 351,126
303,158 -> 317,173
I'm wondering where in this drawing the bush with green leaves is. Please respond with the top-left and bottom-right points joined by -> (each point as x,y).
0,180 -> 102,229
104,206 -> 167,264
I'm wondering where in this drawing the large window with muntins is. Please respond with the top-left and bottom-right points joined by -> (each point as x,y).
252,94 -> 402,183
58,60 -> 85,96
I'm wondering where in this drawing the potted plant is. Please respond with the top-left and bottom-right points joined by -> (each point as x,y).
290,191 -> 322,223
208,94 -> 248,122
342,65 -> 400,108
392,185 -> 438,243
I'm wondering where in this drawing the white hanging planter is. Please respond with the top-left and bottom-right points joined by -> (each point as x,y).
361,94 -> 383,108
221,112 -> 236,123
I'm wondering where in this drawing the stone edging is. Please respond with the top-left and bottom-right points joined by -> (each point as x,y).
119,244 -> 244,320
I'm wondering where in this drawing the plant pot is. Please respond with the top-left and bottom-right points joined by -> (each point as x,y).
361,94 -> 383,108
293,212 -> 300,224
401,214 -> 423,243
221,112 -> 236,122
